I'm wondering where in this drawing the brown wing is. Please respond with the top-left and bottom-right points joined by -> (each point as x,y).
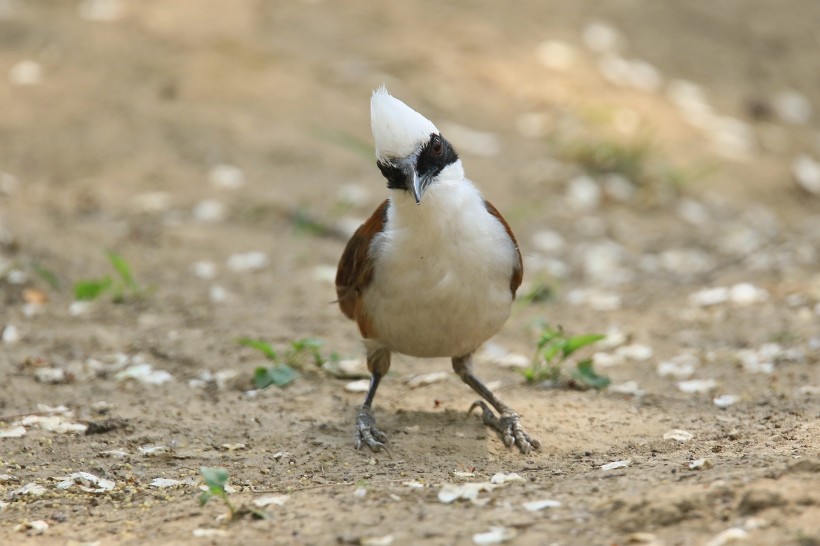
335,199 -> 389,335
483,200 -> 523,297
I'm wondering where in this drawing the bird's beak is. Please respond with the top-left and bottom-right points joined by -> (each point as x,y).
409,169 -> 422,204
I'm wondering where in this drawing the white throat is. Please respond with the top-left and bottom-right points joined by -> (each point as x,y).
363,163 -> 518,358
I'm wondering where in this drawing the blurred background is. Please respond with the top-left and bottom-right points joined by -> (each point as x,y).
2,0 -> 820,394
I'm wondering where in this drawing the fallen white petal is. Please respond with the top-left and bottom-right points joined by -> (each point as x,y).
522,499 -> 562,511
663,429 -> 693,442
10,483 -> 47,497
677,378 -> 717,393
438,482 -> 496,504
362,535 -> 394,546
0,425 -> 26,438
490,472 -> 524,485
473,526 -> 516,545
150,478 -> 185,488
705,527 -> 748,546
344,379 -> 370,393
406,371 -> 448,388
713,394 -> 740,408
601,459 -> 631,471
192,528 -> 228,538
15,520 -> 48,535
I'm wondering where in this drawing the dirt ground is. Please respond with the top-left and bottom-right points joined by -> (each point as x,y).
1,1 -> 819,545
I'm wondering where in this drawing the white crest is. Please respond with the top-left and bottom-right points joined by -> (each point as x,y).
371,86 -> 438,161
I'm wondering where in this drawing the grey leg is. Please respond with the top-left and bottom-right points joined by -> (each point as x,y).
453,353 -> 541,454
355,348 -> 390,452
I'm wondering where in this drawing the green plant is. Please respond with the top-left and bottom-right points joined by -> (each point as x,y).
237,337 -> 325,389
73,251 -> 143,303
199,467 -> 236,518
524,322 -> 609,389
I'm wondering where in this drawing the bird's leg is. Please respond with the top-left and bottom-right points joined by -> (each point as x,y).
355,347 -> 391,452
453,354 -> 541,454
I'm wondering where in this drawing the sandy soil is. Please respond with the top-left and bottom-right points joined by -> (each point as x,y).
1,1 -> 819,545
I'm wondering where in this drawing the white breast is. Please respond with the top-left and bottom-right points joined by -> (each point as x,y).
362,162 -> 517,358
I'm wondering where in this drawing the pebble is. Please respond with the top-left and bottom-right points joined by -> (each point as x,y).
227,251 -> 268,272
490,472 -> 523,484
193,199 -> 226,223
192,529 -> 228,538
592,352 -> 622,368
1,324 -> 19,344
609,381 -> 644,396
362,535 -> 394,546
677,198 -> 711,226
677,378 -> 717,393
657,353 -> 699,379
565,288 -> 622,311
191,261 -> 217,280
10,483 -> 46,497
254,494 -> 288,507
132,191 -> 171,213
615,344 -> 653,362
713,394 -> 740,408
535,40 -> 577,70
530,229 -> 565,253
0,425 -> 26,438
603,173 -> 636,202
209,285 -> 229,303
208,164 -> 245,189
115,363 -> 173,385
68,301 -> 92,316
566,175 -> 601,211
793,155 -> 820,195
438,482 -> 496,504
773,90 -> 812,125
55,472 -> 115,493
15,520 -> 48,535
599,55 -> 662,92
9,60 -> 43,86
690,458 -> 712,470
667,80 -> 712,123
149,478 -> 185,488
582,21 -> 622,53
706,115 -> 756,159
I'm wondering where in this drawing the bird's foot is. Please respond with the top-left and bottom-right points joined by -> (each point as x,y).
355,407 -> 388,452
469,400 -> 541,454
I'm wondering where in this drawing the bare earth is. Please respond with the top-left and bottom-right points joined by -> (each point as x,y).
1,2 -> 819,545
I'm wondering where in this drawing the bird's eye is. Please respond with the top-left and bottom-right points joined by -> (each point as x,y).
431,135 -> 444,157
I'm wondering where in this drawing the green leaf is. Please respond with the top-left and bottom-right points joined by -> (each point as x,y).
562,334 -> 606,357
253,364 -> 298,389
74,277 -> 112,301
572,359 -> 611,390
106,251 -> 138,289
200,466 -> 229,492
237,338 -> 279,361
198,490 -> 212,506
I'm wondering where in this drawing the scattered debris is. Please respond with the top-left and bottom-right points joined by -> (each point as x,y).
406,371 -> 448,388
115,363 -> 173,385
713,394 -> 740,408
490,472 -> 524,485
473,526 -> 516,545
15,520 -> 49,535
0,425 -> 27,438
601,459 -> 631,471
209,164 -> 245,190
677,378 -> 717,393
253,495 -> 288,508
150,478 -> 185,488
522,499 -> 562,512
438,482 -> 496,505
689,458 -> 712,470
344,379 -> 370,393
705,527 -> 748,546
227,251 -> 269,272
10,483 -> 47,497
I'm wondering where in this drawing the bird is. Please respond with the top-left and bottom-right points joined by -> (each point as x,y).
335,87 -> 540,454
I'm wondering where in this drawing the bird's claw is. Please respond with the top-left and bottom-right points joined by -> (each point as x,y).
469,400 -> 540,454
355,407 -> 389,453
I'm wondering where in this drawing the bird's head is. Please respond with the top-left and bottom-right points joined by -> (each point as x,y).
370,87 -> 459,204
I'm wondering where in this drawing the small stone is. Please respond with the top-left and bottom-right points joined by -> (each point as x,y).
191,261 -> 217,280
132,191 -> 171,212
793,155 -> 820,195
566,175 -> 601,211
530,230 -> 565,253
677,199 -> 711,226
227,251 -> 269,272
150,478 -> 184,488
773,90 -> 812,125
603,174 -> 636,202
1,324 -> 20,344
15,520 -> 48,535
253,494 -> 288,507
406,372 -> 448,388
689,458 -> 712,470
193,200 -> 226,223
9,60 -> 42,86
68,301 -> 92,316
729,283 -> 768,305
0,426 -> 26,438
582,21 -> 622,53
615,344 -> 653,362
609,381 -> 644,396
209,285 -> 229,303
490,472 -> 523,484
689,287 -> 729,307
535,40 -> 577,70
208,164 -> 245,189
192,529 -> 228,538
657,353 -> 699,379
